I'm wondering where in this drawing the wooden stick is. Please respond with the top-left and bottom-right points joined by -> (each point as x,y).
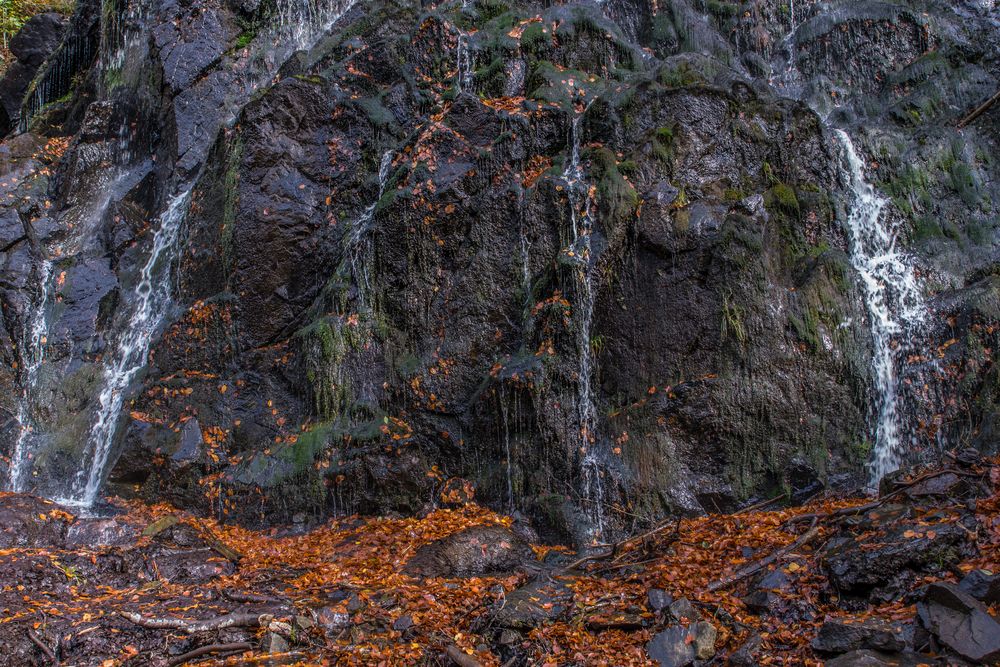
27,628 -> 58,665
166,642 -> 252,667
707,519 -> 820,592
958,90 -> 1000,128
119,611 -> 269,634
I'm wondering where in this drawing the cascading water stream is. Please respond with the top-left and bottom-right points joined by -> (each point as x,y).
767,22 -> 929,486
347,149 -> 394,312
834,129 -> 927,487
7,259 -> 54,491
65,191 -> 191,506
562,111 -> 607,539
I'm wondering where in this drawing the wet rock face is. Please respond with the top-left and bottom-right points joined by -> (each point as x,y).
0,0 -> 996,542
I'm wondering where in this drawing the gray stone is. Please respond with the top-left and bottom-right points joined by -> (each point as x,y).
646,625 -> 695,667
917,582 -> 1000,663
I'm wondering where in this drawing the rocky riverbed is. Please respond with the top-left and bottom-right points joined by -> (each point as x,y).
0,452 -> 996,665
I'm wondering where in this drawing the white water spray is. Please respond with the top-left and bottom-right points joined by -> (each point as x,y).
835,130 -> 927,487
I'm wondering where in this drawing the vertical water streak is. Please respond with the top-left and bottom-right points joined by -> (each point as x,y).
66,191 -> 192,506
347,149 -> 394,312
834,129 -> 927,487
500,389 -> 515,512
562,112 -> 605,539
455,31 -> 473,94
504,59 -> 525,97
7,259 -> 54,491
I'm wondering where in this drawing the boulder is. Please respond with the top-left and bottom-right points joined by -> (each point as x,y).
148,548 -> 236,583
647,588 -> 672,612
65,517 -> 138,547
9,13 -> 65,66
403,526 -> 531,578
825,649 -> 941,667
916,582 -> 1000,663
823,520 -> 973,594
812,617 -> 908,654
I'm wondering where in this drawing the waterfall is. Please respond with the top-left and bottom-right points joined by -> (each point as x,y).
7,259 -> 54,491
562,111 -> 606,539
61,191 -> 191,506
834,130 -> 927,487
347,149 -> 394,312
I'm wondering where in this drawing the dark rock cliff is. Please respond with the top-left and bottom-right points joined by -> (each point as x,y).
0,0 -> 997,545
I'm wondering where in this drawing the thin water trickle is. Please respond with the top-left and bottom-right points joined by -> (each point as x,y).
504,59 -> 525,97
500,392 -> 515,512
835,129 -> 927,487
347,149 -> 394,312
7,259 -> 54,491
455,31 -> 473,94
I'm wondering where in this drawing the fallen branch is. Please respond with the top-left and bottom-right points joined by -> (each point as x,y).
27,628 -> 58,665
166,642 -> 252,667
958,89 -> 1000,128
706,519 -> 820,592
563,518 -> 682,572
445,644 -> 484,667
119,610 -> 270,634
